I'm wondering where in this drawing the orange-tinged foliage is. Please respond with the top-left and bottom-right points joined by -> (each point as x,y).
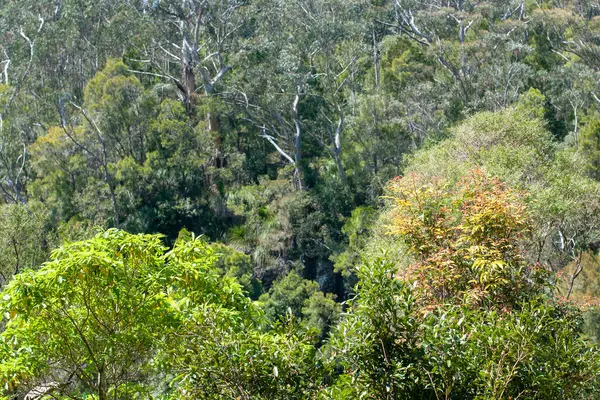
385,168 -> 546,309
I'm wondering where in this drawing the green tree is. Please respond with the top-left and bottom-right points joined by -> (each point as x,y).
260,271 -> 341,340
580,111 -> 600,180
0,201 -> 51,287
0,229 -> 324,399
405,91 -> 600,276
324,172 -> 600,399
385,169 -> 543,308
0,230 -> 173,399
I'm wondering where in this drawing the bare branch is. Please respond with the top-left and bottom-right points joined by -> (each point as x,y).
261,126 -> 295,165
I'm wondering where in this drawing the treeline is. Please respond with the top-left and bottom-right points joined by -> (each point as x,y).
1,0 -> 600,397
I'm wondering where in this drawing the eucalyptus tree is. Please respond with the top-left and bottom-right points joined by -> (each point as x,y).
54,60 -> 147,227
0,8 -> 46,204
371,0 -> 535,115
0,201 -> 51,288
224,0 -> 367,189
0,0 -> 146,109
299,0 -> 366,186
0,0 -> 149,209
131,0 -> 248,118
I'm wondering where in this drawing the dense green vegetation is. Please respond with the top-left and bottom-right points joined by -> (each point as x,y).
2,0 -> 600,398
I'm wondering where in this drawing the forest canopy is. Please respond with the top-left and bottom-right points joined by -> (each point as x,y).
1,0 -> 600,398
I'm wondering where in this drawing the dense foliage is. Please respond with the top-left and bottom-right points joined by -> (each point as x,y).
2,0 -> 600,397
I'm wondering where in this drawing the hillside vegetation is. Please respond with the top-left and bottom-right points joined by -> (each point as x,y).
2,0 -> 600,398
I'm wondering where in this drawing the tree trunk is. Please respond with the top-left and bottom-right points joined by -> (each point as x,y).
334,153 -> 346,185
181,33 -> 198,115
97,367 -> 106,400
293,87 -> 304,190
331,113 -> 347,185
293,118 -> 304,190
372,28 -> 380,89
